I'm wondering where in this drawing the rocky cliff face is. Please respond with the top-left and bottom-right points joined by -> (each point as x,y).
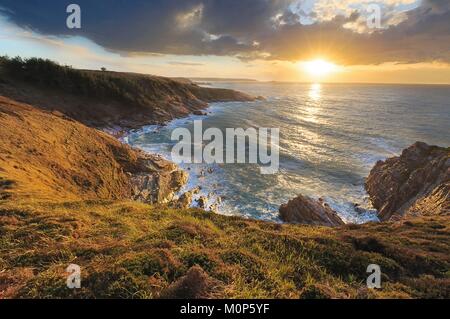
279,195 -> 344,227
129,152 -> 188,204
365,142 -> 449,221
280,142 -> 449,226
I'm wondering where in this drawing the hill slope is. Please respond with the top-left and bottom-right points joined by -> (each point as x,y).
1,199 -> 448,299
0,96 -> 186,203
0,57 -> 255,129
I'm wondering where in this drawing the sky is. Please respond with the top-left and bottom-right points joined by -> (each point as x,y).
0,0 -> 449,84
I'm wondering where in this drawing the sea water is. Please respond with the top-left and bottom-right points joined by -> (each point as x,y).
126,82 -> 450,223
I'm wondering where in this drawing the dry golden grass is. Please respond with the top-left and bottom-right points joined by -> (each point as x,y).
0,96 -> 147,202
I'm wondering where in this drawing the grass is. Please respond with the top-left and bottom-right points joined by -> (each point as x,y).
1,199 -> 448,299
0,95 -> 149,202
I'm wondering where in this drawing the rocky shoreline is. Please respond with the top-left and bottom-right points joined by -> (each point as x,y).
120,102 -> 448,227
279,142 -> 449,227
69,76 -> 447,228
117,103 -> 449,226
126,120 -> 449,227
0,58 -> 261,206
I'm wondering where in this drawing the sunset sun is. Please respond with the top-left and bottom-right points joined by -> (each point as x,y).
302,59 -> 337,77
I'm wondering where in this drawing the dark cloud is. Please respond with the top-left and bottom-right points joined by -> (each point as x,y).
0,0 -> 449,65
0,0 -> 263,56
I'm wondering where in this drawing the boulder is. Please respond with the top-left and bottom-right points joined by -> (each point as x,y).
174,192 -> 193,209
279,194 -> 344,227
130,153 -> 188,204
172,187 -> 201,209
196,196 -> 208,209
193,110 -> 207,116
365,142 -> 449,221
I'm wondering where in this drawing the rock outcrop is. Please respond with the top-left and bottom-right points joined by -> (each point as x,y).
130,153 -> 187,204
171,187 -> 201,209
365,142 -> 449,221
196,196 -> 208,209
279,195 -> 344,227
193,110 -> 208,116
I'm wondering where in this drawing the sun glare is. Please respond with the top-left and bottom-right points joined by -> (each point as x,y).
302,59 -> 337,77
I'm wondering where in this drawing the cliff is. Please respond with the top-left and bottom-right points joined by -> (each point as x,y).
366,142 -> 449,221
0,57 -> 255,130
0,96 -> 186,203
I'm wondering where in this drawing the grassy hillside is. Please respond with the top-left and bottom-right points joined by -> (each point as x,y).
0,96 -> 183,203
1,199 -> 448,299
0,56 -> 255,129
0,96 -> 449,299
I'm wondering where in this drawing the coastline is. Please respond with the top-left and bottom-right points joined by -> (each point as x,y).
118,100 -> 381,224
118,101 -> 240,217
0,59 -> 448,299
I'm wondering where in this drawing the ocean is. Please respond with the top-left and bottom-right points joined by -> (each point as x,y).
125,82 -> 450,223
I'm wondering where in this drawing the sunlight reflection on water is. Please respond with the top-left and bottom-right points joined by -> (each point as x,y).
309,83 -> 321,101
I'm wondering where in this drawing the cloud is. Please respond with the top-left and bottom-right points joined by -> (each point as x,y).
0,0 -> 448,65
0,0 -> 260,56
167,61 -> 204,66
